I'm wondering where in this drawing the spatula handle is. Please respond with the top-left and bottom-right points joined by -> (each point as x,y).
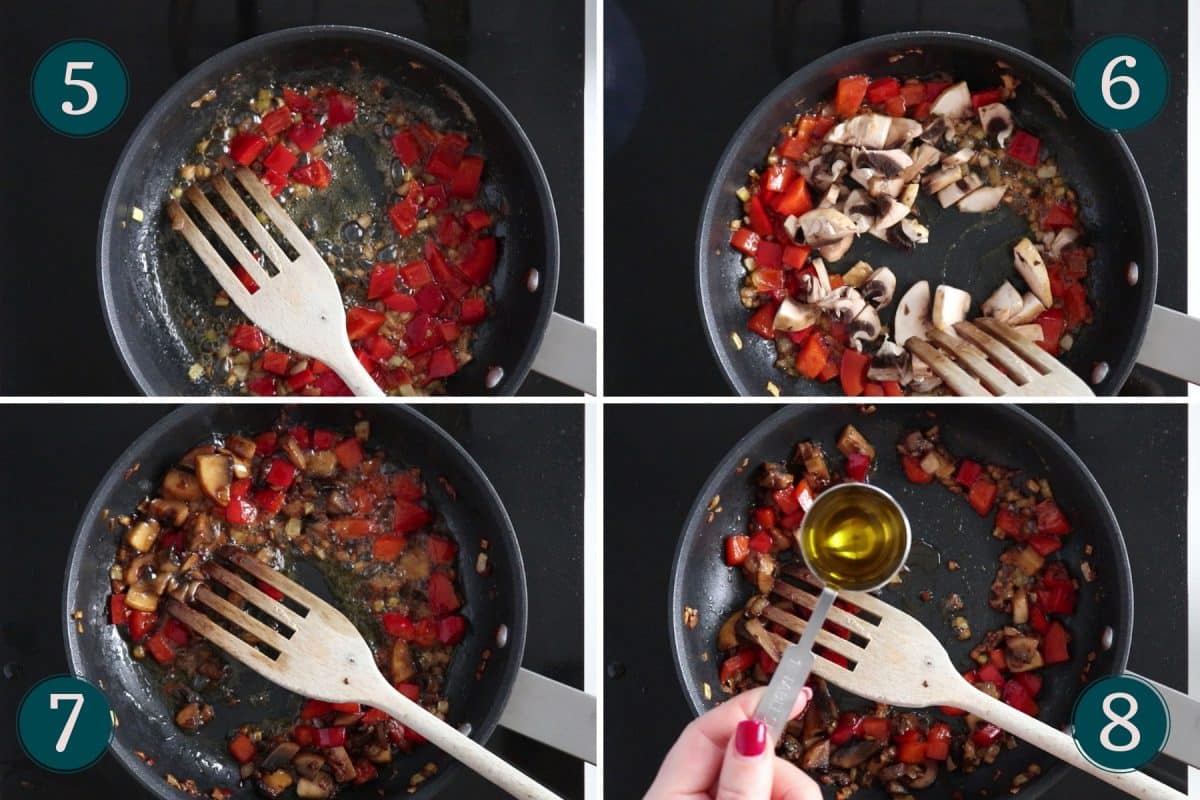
368,677 -> 563,800
957,689 -> 1186,800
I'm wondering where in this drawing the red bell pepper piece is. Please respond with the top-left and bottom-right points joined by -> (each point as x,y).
253,489 -> 285,516
226,496 -> 258,525
972,722 -> 1004,747
382,612 -> 415,640
163,617 -> 190,646
829,712 -> 863,745
861,716 -> 890,741
839,348 -> 870,397
291,159 -> 331,188
1015,672 -> 1043,697
393,475 -> 423,504
288,118 -> 324,152
463,209 -> 492,232
1063,281 -> 1091,328
393,499 -> 432,533
260,168 -> 288,196
955,459 -> 982,487
882,380 -> 903,397
230,324 -> 265,352
725,535 -> 750,566
772,487 -> 800,515
1034,309 -> 1066,355
1029,534 -> 1062,556
1003,678 -> 1040,716
228,733 -> 256,764
428,572 -> 460,615
967,477 -> 998,516
762,163 -> 794,193
924,81 -> 952,101
749,266 -> 784,294
900,82 -> 926,106
769,178 -> 812,217
416,284 -> 446,315
746,194 -> 773,237
846,452 -> 871,483
757,647 -> 778,676
971,88 -> 1004,109
748,530 -> 773,554
231,264 -> 260,294
283,88 -> 312,112
1035,500 -> 1072,535
1042,202 -> 1076,230
399,259 -> 434,289
110,593 -> 129,625
229,132 -> 268,166
437,615 -> 468,645
460,296 -> 487,325
901,454 -> 933,484
429,536 -> 457,564
346,307 -> 386,341
719,649 -> 757,684
372,534 -> 406,562
996,506 -> 1026,538
292,725 -> 318,747
315,726 -> 347,748
1042,621 -> 1070,664
145,631 -> 176,664
458,237 -> 498,286
383,292 -> 419,312
259,350 -> 290,376
781,244 -> 810,269
325,91 -> 357,128
746,302 -> 777,340
264,459 -> 296,490
925,723 -> 952,759
896,740 -> 927,764
1029,606 -> 1050,634
977,663 -> 1004,685
333,437 -> 364,470
730,226 -> 761,256
391,130 -> 423,165
1007,130 -> 1041,167
426,347 -> 459,381
129,609 -> 157,641
259,106 -> 293,137
795,335 -> 829,379
451,155 -> 485,199
753,506 -> 776,530
865,77 -> 901,104
367,262 -> 399,300
835,75 -> 870,118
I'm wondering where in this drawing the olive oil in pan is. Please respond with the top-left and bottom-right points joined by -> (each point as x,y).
799,484 -> 910,591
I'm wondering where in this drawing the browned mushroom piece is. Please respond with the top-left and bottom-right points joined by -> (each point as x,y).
830,739 -> 882,769
174,702 -> 214,731
194,453 -> 233,505
795,441 -> 831,489
801,738 -> 832,771
1004,635 -> 1045,673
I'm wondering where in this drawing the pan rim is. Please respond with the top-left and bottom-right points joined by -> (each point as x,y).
694,30 -> 1158,397
96,23 -> 560,397
62,403 -> 529,800
667,403 -> 1134,796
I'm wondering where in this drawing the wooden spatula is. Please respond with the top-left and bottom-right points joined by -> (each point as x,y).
905,318 -> 1094,397
167,166 -> 385,397
754,565 -> 1182,800
166,548 -> 561,800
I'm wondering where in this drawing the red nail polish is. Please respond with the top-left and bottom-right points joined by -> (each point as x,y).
735,719 -> 767,757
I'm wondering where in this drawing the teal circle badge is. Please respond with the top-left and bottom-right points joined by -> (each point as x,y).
1073,36 -> 1168,131
30,39 -> 129,137
17,675 -> 113,772
1071,674 -> 1169,771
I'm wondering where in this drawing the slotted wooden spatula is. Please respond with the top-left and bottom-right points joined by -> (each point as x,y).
167,166 -> 385,397
755,565 -> 1183,800
905,318 -> 1094,397
166,548 -> 561,800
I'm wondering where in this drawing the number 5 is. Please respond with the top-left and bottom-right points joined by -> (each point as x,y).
49,693 -> 85,752
1101,55 -> 1140,111
61,61 -> 98,116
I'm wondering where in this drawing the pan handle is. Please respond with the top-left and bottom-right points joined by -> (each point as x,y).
531,313 -> 597,395
1137,305 -> 1200,384
498,668 -> 597,764
1127,673 -> 1200,769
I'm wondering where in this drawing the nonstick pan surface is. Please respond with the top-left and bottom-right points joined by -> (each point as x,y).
669,404 -> 1133,799
98,26 -> 559,396
697,32 -> 1156,396
63,404 -> 527,799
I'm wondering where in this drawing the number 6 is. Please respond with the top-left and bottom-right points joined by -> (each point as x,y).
1101,55 -> 1140,111
61,61 -> 98,116
49,693 -> 85,752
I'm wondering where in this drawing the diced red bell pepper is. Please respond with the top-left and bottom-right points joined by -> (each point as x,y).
772,486 -> 800,515
882,380 -> 903,397
163,617 -> 190,646
110,593 -> 130,625
1029,534 -> 1063,556
437,615 -> 468,645
1038,583 -> 1077,615
300,698 -> 334,719
967,477 -> 998,516
829,712 -> 863,745
460,296 -> 487,325
315,726 -> 347,748
458,237 -> 498,286
232,263 -> 260,293
795,335 -> 829,379
451,155 -> 485,199
384,292 -> 419,313
865,77 -> 901,104
925,723 -> 952,759
861,716 -> 890,741
291,159 -> 331,188
325,91 -> 357,128
940,705 -> 967,717
426,348 -> 459,381
415,284 -> 446,315
346,307 -> 385,341
730,226 -> 761,257
901,454 -> 933,484
260,350 -> 290,376
259,106 -> 294,137
429,536 -> 457,564
1035,500 -> 1072,535
977,663 -> 1004,686
412,617 -> 438,648
372,534 -> 406,562
463,209 -> 492,232
971,88 -> 1004,109
382,612 -> 415,640
1042,621 -> 1070,664
725,535 -> 750,566
746,194 -> 773,237
229,733 -> 256,764
746,302 -> 778,340
229,132 -> 268,166
972,722 -> 1004,747
226,496 -> 258,525
129,609 -> 157,641
924,81 -> 952,101
896,740 -> 927,764
428,571 -> 460,615
749,266 -> 784,294
331,517 -> 374,539
1003,678 -> 1040,716
748,530 -> 773,554
283,88 -> 312,112
883,94 -> 907,117
846,452 -> 871,482
367,262 -> 399,300
145,631 -> 176,664
955,459 -> 982,487
1030,606 -> 1050,634
436,215 -> 464,248
769,178 -> 812,217
719,649 -> 757,684
333,437 -> 364,470
996,506 -> 1026,538
1042,202 -> 1077,230
260,168 -> 288,196
762,163 -> 794,193
393,499 -> 432,534
753,507 -> 776,529
1063,281 -> 1091,328
253,489 -> 285,516
292,725 -> 318,747
1015,672 -> 1043,697
901,82 -> 926,106
835,75 -> 870,118
230,324 -> 265,352
839,348 -> 870,397
398,259 -> 434,290
1007,129 -> 1041,167
781,244 -> 810,269
265,459 -> 296,490
360,708 -> 390,725
391,130 -> 423,165
1034,309 -> 1066,355
288,118 -> 324,152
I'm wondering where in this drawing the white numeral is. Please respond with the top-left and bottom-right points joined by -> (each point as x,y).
49,692 -> 85,752
1101,55 -> 1140,110
61,61 -> 98,116
1099,691 -> 1141,752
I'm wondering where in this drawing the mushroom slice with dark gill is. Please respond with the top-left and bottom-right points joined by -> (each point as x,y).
818,286 -> 868,324
848,304 -> 883,350
795,208 -> 858,246
1013,237 -> 1053,307
929,81 -> 972,118
860,267 -> 896,308
957,184 -> 1008,213
978,102 -> 1014,147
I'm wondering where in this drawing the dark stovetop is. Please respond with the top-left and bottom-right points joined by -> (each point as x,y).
0,404 -> 584,799
604,404 -> 1187,797
604,0 -> 1187,396
0,0 -> 583,396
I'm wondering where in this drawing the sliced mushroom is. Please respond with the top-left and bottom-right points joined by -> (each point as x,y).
818,235 -> 854,263
922,165 -> 962,194
937,174 -> 983,208
849,166 -> 877,190
772,298 -> 820,332
842,189 -> 876,233
818,286 -> 868,324
899,143 -> 943,182
883,116 -> 923,148
957,184 -> 1008,212
929,81 -> 972,118
1012,323 -> 1045,342
864,148 -> 913,177
326,746 -> 358,782
799,272 -> 829,304
831,740 -> 883,769
717,611 -> 743,651
260,742 -> 301,770
1049,227 -> 1080,258
942,147 -> 975,167
868,339 -> 907,382
782,214 -> 802,243
148,498 -> 189,527
825,113 -> 893,148
162,469 -> 202,502
919,116 -> 948,144
868,174 -> 905,198
296,774 -> 334,800
841,261 -> 874,288
1005,635 -> 1046,673
797,208 -> 858,246
861,267 -> 897,308
194,454 -> 233,506
898,181 -> 919,208
1009,291 -> 1047,325
981,281 -> 1024,322
848,304 -> 882,350
895,217 -> 930,247
292,752 -> 326,780
391,639 -> 416,683
125,519 -> 161,553
812,258 -> 832,292
817,184 -> 840,208
978,102 -> 1015,147
1013,237 -> 1053,307
933,285 -> 971,332
870,196 -> 909,231
894,280 -> 932,345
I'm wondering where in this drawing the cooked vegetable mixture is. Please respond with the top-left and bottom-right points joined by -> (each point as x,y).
732,73 -> 1094,396
174,79 -> 498,396
718,424 -> 1083,797
108,417 -> 467,798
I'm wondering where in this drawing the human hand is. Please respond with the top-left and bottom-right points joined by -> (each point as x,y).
644,686 -> 823,800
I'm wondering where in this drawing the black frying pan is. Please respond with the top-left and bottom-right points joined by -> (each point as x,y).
98,26 -> 559,396
669,404 -> 1133,799
697,32 -> 1156,396
63,404 -> 527,799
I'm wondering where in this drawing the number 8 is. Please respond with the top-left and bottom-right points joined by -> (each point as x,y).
1099,691 -> 1141,752
61,61 -> 98,116
1101,55 -> 1140,111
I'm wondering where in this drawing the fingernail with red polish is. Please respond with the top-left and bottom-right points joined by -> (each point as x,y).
735,719 -> 767,757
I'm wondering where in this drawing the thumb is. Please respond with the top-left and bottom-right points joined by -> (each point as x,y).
713,687 -> 812,800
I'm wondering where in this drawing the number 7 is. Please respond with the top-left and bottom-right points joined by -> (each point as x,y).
49,693 -> 85,753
